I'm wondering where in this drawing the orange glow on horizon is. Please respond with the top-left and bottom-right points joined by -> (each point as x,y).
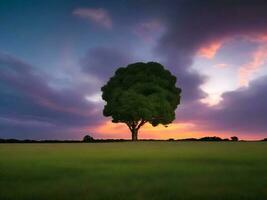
90,121 -> 198,139
87,120 -> 262,140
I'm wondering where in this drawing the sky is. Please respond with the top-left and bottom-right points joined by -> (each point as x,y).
1,0 -> 267,140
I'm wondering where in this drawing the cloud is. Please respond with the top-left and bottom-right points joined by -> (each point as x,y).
205,75 -> 267,136
85,92 -> 102,104
133,20 -> 165,42
238,44 -> 267,86
197,40 -> 223,59
81,47 -> 134,81
155,0 -> 267,69
73,8 -> 112,29
0,53 -> 103,139
172,75 -> 267,139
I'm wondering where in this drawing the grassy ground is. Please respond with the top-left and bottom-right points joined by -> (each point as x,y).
0,142 -> 267,200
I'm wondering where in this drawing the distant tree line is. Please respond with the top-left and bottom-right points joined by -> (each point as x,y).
175,136 -> 239,142
0,135 -> 267,143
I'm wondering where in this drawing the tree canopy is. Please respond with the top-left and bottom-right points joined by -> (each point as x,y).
101,62 -> 181,140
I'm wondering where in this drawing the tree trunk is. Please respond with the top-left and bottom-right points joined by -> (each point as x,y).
131,129 -> 138,141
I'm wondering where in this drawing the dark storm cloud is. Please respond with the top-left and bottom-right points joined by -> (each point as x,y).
158,0 -> 267,54
154,0 -> 267,103
81,47 -> 134,82
206,76 -> 267,134
0,53 -> 102,139
175,76 -> 267,136
174,75 -> 267,136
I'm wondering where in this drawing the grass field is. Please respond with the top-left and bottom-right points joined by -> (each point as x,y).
0,142 -> 267,200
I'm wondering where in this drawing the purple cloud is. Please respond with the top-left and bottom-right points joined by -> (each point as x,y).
174,75 -> 267,138
81,47 -> 135,82
133,20 -> 165,42
0,53 -> 103,139
206,76 -> 267,134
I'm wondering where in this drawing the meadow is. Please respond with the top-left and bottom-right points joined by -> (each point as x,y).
0,142 -> 267,200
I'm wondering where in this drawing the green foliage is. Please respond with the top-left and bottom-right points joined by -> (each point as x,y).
101,62 -> 181,131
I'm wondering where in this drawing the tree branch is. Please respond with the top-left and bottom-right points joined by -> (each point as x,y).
126,120 -> 147,132
136,120 -> 147,130
126,122 -> 133,131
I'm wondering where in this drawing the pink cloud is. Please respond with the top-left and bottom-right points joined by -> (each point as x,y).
239,45 -> 267,86
73,8 -> 112,29
197,40 -> 223,59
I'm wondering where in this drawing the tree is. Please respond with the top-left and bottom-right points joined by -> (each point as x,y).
83,135 -> 94,142
101,62 -> 181,141
231,136 -> 239,141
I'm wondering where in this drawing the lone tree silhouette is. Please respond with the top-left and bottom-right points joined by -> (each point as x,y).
101,62 -> 181,141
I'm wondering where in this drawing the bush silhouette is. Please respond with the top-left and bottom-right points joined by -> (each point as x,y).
231,136 -> 239,141
83,135 -> 94,142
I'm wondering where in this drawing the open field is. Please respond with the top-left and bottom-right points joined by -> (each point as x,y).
0,142 -> 267,200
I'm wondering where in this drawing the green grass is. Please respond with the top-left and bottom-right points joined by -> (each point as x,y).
0,142 -> 267,200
